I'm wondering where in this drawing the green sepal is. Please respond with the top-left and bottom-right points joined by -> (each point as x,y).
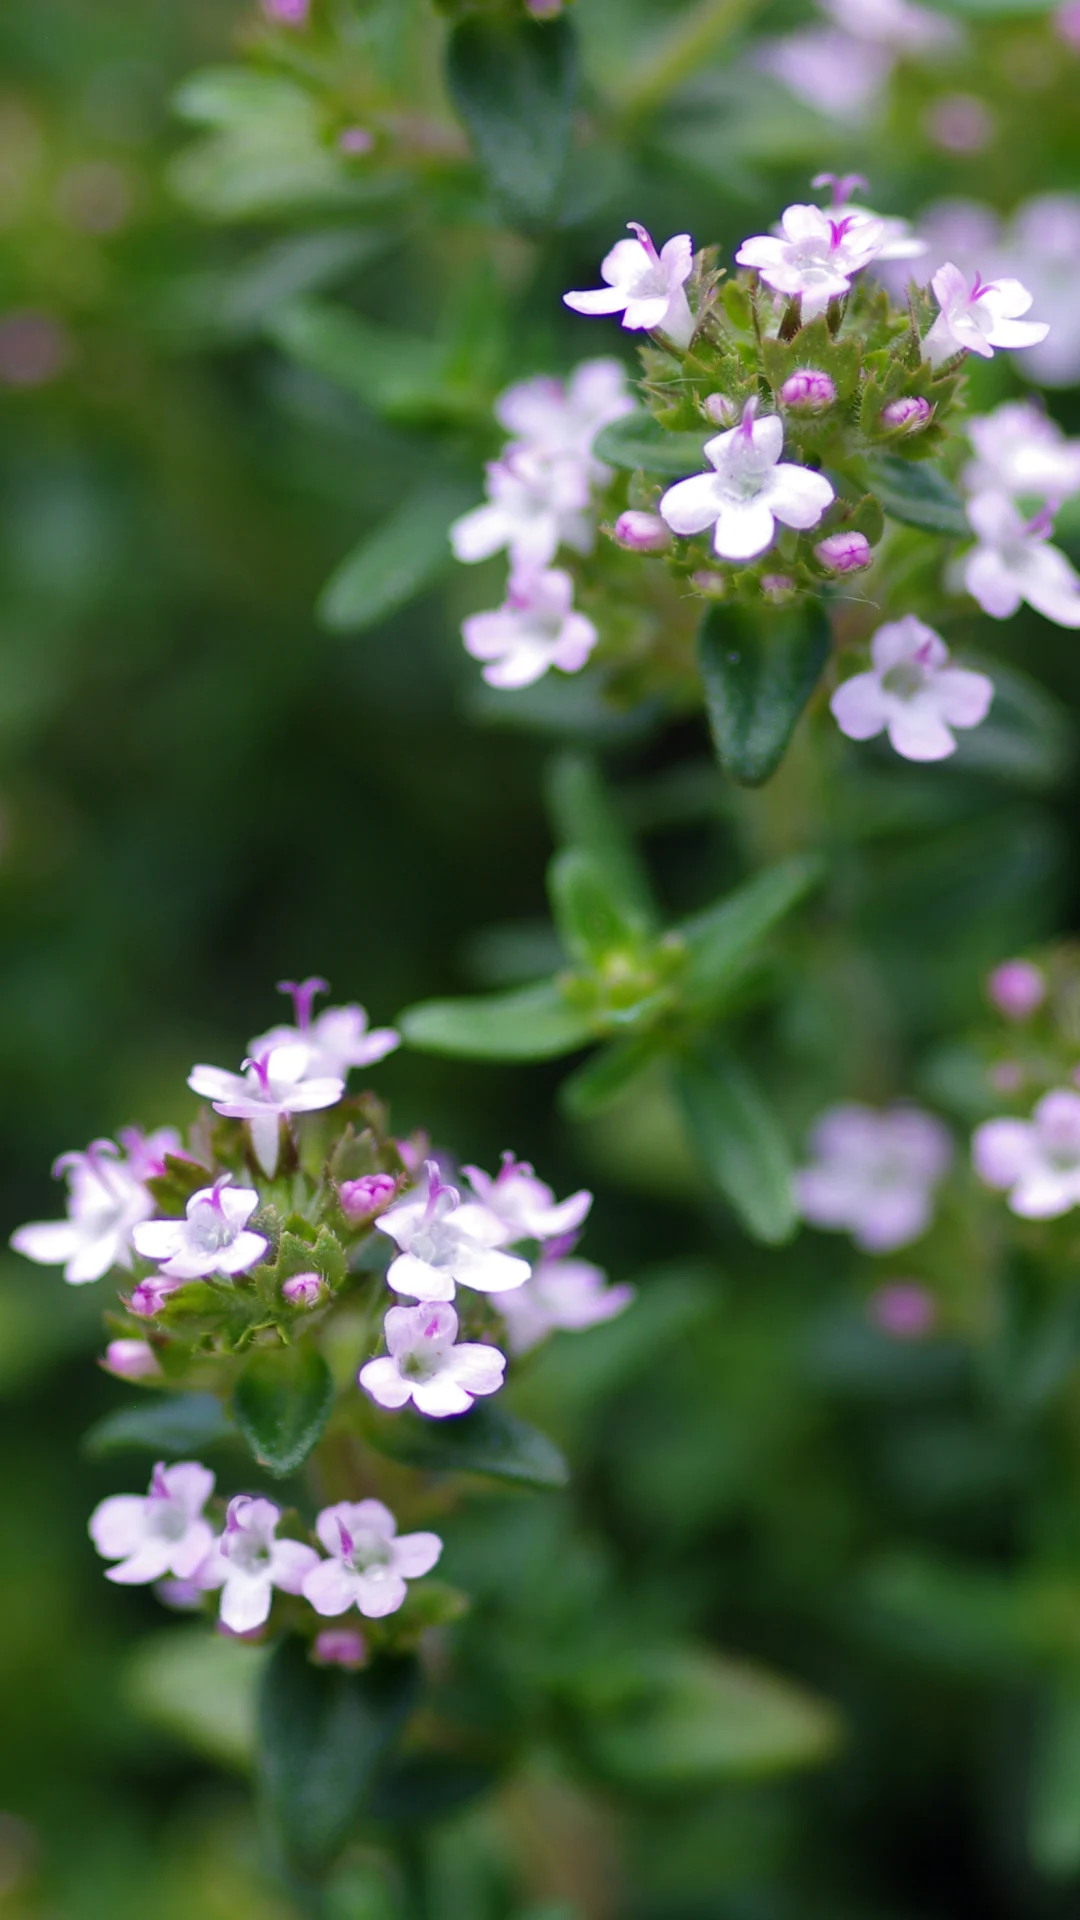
145,1154 -> 213,1216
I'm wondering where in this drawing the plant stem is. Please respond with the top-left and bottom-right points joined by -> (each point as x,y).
611,0 -> 764,122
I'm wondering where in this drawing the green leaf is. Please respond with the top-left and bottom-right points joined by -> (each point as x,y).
673,1046 -> 797,1244
126,1627 -> 264,1772
399,979 -> 594,1061
592,411 -> 711,477
1030,1682 -> 1080,1878
362,1400 -> 569,1490
864,453 -> 970,536
582,1646 -> 842,1785
545,753 -> 659,932
558,1033 -> 659,1118
266,301 -> 446,422
547,847 -> 643,969
679,854 -> 823,1008
697,600 -> 831,787
232,1344 -> 334,1477
169,72 -> 361,223
445,13 -> 578,231
258,1639 -> 418,1874
367,1755 -> 498,1827
83,1391 -> 236,1460
317,481 -> 469,634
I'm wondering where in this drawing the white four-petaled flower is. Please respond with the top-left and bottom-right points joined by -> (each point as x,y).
660,403 -> 834,562
564,225 -> 695,348
462,1152 -> 592,1240
188,1044 -> 344,1177
736,204 -> 886,319
450,448 -> 595,571
302,1500 -> 442,1619
199,1495 -> 320,1634
132,1177 -> 268,1280
375,1162 -> 530,1302
10,1134 -> 176,1285
462,568 -> 598,689
359,1302 -> 506,1417
922,263 -> 1049,368
89,1461 -> 216,1585
493,360 -> 634,480
830,616 -> 993,761
250,976 -> 399,1080
795,1102 -> 953,1252
973,1089 -> 1080,1218
962,494 -> 1080,628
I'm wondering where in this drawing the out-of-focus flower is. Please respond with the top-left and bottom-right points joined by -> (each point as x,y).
11,1138 -> 157,1285
200,1496 -> 319,1634
129,1275 -> 184,1319
338,127 -> 374,156
869,1282 -> 937,1339
830,616 -> 993,761
262,0 -> 310,24
963,401 -> 1080,504
90,1462 -> 216,1585
815,531 -> 872,574
987,959 -> 1046,1021
451,450 -> 594,570
312,1628 -> 368,1669
757,31 -> 893,124
0,311 -> 71,388
737,205 -> 885,320
974,1090 -> 1080,1218
303,1500 -> 442,1619
962,495 -> 1080,628
55,160 -> 133,234
462,1153 -> 592,1241
660,402 -> 834,562
795,1102 -> 953,1251
1055,2 -> 1080,47
922,263 -> 1049,368
924,94 -> 994,153
564,225 -> 695,348
375,1162 -> 530,1302
497,1246 -> 635,1354
820,0 -> 959,52
359,1302 -> 506,1417
101,1338 -> 161,1382
494,360 -> 633,482
188,1045 -> 344,1177
132,1179 -> 268,1281
462,568 -> 597,689
999,196 -> 1080,387
250,978 -> 399,1082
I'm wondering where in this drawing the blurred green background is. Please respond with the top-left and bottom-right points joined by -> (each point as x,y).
6,1 -> 1080,1915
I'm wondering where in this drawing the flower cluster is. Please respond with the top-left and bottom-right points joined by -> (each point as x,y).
957,399 -> 1080,629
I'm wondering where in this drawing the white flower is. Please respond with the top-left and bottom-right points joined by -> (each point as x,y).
462,1152 -> 592,1241
450,448 -> 595,571
462,568 -> 597,690
736,204 -> 886,319
998,194 -> 1080,388
199,1495 -> 319,1634
795,1102 -> 953,1253
11,1136 -> 161,1285
132,1177 -> 268,1280
497,1250 -> 635,1355
374,1162 -> 530,1302
660,402 -> 834,562
359,1302 -> 506,1417
563,224 -> 695,349
830,616 -> 993,762
922,263 -> 1049,368
811,172 -> 927,264
188,1044 -> 344,1177
89,1461 -> 216,1585
250,975 -> 399,1080
302,1500 -> 442,1619
973,1089 -> 1080,1218
494,359 -> 634,482
962,493 -> 1080,628
962,401 -> 1080,504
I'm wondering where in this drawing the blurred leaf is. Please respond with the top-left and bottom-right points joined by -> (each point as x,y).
581,1646 -> 842,1784
258,1639 -> 418,1874
233,1344 -> 333,1477
362,1400 -> 570,1489
445,13 -> 578,230
864,455 -> 969,536
1030,1681 -> 1080,1879
673,1046 -> 797,1243
83,1391 -> 236,1459
697,601 -> 831,787
547,847 -> 643,968
169,71 -> 363,221
948,658 -> 1073,789
318,481 -> 471,634
266,301 -> 448,422
126,1627 -> 264,1771
546,753 -> 659,932
170,230 -> 394,344
367,1754 -> 498,1826
855,1555 -> 1080,1675
679,854 -> 823,1008
400,980 -> 594,1060
592,412 -> 711,477
558,1032 -> 659,1117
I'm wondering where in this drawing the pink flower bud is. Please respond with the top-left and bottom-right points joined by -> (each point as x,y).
312,1628 -> 368,1669
691,570 -> 728,597
760,573 -> 796,602
1056,1 -> 1080,47
987,959 -> 1046,1021
338,127 -> 374,157
339,1173 -> 397,1224
780,369 -> 836,413
129,1276 -> 182,1319
870,1283 -> 936,1341
880,396 -> 933,434
814,531 -> 872,575
262,0 -> 309,21
614,510 -> 671,554
703,392 -> 738,426
282,1271 -> 326,1308
102,1338 -> 161,1382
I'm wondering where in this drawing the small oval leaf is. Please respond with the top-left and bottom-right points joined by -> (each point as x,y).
233,1343 -> 334,1477
399,980 -> 594,1061
593,411 -> 712,477
673,1046 -> 797,1245
864,453 -> 970,536
445,14 -> 578,231
679,855 -> 824,1009
697,601 -> 831,787
318,480 -> 470,634
83,1391 -> 236,1460
361,1400 -> 570,1490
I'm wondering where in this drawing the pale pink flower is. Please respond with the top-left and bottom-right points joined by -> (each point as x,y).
250,976 -> 399,1081
1056,2 -> 1080,47
660,402 -> 833,563
497,1248 -> 634,1354
199,1495 -> 319,1634
450,448 -> 594,570
375,1161 -> 530,1302
922,263 -> 1049,368
736,205 -> 885,320
462,1152 -> 592,1241
303,1500 -> 442,1620
974,1090 -> 1080,1218
101,1338 -> 161,1382
11,1137 -> 158,1285
962,494 -> 1080,628
359,1302 -> 506,1417
987,960 -> 1046,1022
494,360 -> 633,481
188,1044 -> 344,1177
564,225 -> 695,349
128,1275 -> 184,1319
795,1103 -> 953,1252
830,616 -> 993,761
870,1283 -> 937,1339
462,568 -> 597,690
998,195 -> 1080,388
962,401 -> 1080,505
90,1461 -> 216,1586
132,1178 -> 268,1281
263,0 -> 309,23
925,95 -> 993,154
811,174 -> 928,264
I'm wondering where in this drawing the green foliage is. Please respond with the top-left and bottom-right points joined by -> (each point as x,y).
864,453 -> 971,536
83,1391 -> 237,1459
592,412 -> 713,476
233,1343 -> 335,1477
399,979 -> 596,1059
317,481 -> 470,634
673,1045 -> 797,1243
362,1399 -> 570,1489
445,12 -> 579,230
697,600 -> 832,786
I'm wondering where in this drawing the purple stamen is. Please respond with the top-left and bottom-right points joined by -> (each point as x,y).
423,1316 -> 441,1339
1026,503 -> 1057,539
828,216 -> 857,251
242,1051 -> 274,1095
627,221 -> 659,266
497,1150 -> 531,1184
738,396 -> 759,443
913,640 -> 935,667
813,171 -> 867,207
337,1518 -> 354,1559
277,976 -> 328,1031
150,1462 -> 171,1502
968,272 -> 998,304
